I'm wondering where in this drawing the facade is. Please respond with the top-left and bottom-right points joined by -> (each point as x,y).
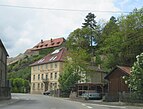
30,47 -> 66,95
0,39 -> 11,99
25,37 -> 65,56
75,67 -> 106,97
105,66 -> 131,95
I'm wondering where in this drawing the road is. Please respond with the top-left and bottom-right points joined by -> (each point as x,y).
0,93 -> 142,109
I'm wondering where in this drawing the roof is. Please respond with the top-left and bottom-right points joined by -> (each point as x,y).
30,47 -> 67,66
31,37 -> 65,51
104,66 -> 131,79
0,39 -> 9,56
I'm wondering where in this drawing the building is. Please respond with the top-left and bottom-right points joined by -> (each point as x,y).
0,39 -> 11,100
25,37 -> 65,56
105,66 -> 131,95
30,47 -> 67,95
75,67 -> 106,97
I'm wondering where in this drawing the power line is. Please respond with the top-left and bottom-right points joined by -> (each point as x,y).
0,4 -> 131,13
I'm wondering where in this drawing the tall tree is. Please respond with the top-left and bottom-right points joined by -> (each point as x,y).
82,13 -> 100,53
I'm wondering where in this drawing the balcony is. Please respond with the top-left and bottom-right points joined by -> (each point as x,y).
42,78 -> 49,83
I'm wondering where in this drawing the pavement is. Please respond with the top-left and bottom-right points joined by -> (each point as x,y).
0,94 -> 143,109
0,98 -> 20,107
69,97 -> 143,107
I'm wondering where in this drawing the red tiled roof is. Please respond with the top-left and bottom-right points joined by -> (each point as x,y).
31,37 -> 65,51
30,47 -> 67,66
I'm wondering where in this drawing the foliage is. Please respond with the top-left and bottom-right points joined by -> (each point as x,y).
59,63 -> 80,97
82,12 -> 100,47
127,53 -> 143,96
39,48 -> 54,56
8,49 -> 50,93
59,49 -> 90,96
10,78 -> 30,93
96,8 -> 143,70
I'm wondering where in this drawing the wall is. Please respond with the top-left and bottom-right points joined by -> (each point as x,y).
31,62 -> 63,94
108,68 -> 129,95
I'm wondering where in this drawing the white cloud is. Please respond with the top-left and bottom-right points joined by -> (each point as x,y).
0,0 -> 135,57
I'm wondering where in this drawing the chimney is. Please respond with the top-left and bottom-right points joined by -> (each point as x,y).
51,38 -> 53,43
41,39 -> 43,43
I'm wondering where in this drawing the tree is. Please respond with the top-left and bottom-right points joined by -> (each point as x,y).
10,78 -> 30,93
59,49 -> 90,96
66,28 -> 90,51
82,12 -> 97,30
119,8 -> 143,66
58,63 -> 80,97
82,13 -> 100,53
127,52 -> 143,96
96,8 -> 143,70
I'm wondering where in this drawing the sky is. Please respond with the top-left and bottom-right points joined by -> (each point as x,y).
0,0 -> 142,57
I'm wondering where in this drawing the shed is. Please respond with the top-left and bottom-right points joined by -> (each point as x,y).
105,66 -> 131,95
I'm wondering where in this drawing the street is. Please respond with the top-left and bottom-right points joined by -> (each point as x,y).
0,93 -> 142,109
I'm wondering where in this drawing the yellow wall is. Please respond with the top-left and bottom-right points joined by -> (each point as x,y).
30,62 -> 63,94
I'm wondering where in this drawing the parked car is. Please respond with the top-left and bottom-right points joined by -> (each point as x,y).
43,90 -> 50,95
82,92 -> 102,100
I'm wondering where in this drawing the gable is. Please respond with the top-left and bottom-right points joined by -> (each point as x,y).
105,66 -> 131,80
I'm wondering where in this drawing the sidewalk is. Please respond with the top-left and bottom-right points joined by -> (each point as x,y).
69,97 -> 143,107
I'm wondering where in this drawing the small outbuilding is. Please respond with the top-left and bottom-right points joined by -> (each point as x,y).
105,66 -> 131,95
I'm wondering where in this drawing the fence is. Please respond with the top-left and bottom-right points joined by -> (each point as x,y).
104,93 -> 143,103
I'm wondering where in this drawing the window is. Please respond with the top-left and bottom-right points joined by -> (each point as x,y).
50,83 -> 52,89
38,74 -> 40,80
33,66 -> 36,71
55,63 -> 57,68
46,74 -> 48,80
41,83 -> 43,89
41,65 -> 43,70
33,75 -> 35,80
41,74 -> 44,79
33,83 -> 35,90
50,73 -> 53,79
38,83 -> 40,89
38,66 -> 40,70
50,63 -> 53,68
46,64 -> 48,69
55,72 -> 57,79
54,83 -> 57,89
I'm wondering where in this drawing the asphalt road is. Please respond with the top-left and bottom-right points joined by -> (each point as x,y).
0,93 -> 142,109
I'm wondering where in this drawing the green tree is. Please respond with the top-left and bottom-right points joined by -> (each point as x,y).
127,52 -> 143,96
82,13 -> 100,50
10,78 -> 30,93
59,63 -> 80,97
59,49 -> 90,96
66,28 -> 90,51
119,8 -> 143,65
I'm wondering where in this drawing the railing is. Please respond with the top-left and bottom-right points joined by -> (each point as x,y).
104,93 -> 143,103
42,78 -> 49,83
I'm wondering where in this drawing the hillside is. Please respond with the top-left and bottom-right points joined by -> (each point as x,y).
8,48 -> 54,81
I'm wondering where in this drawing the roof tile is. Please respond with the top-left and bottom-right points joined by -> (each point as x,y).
30,47 -> 67,66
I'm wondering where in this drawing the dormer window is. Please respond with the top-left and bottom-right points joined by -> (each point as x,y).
40,45 -> 43,47
45,44 -> 48,46
57,42 -> 60,44
51,43 -> 55,45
